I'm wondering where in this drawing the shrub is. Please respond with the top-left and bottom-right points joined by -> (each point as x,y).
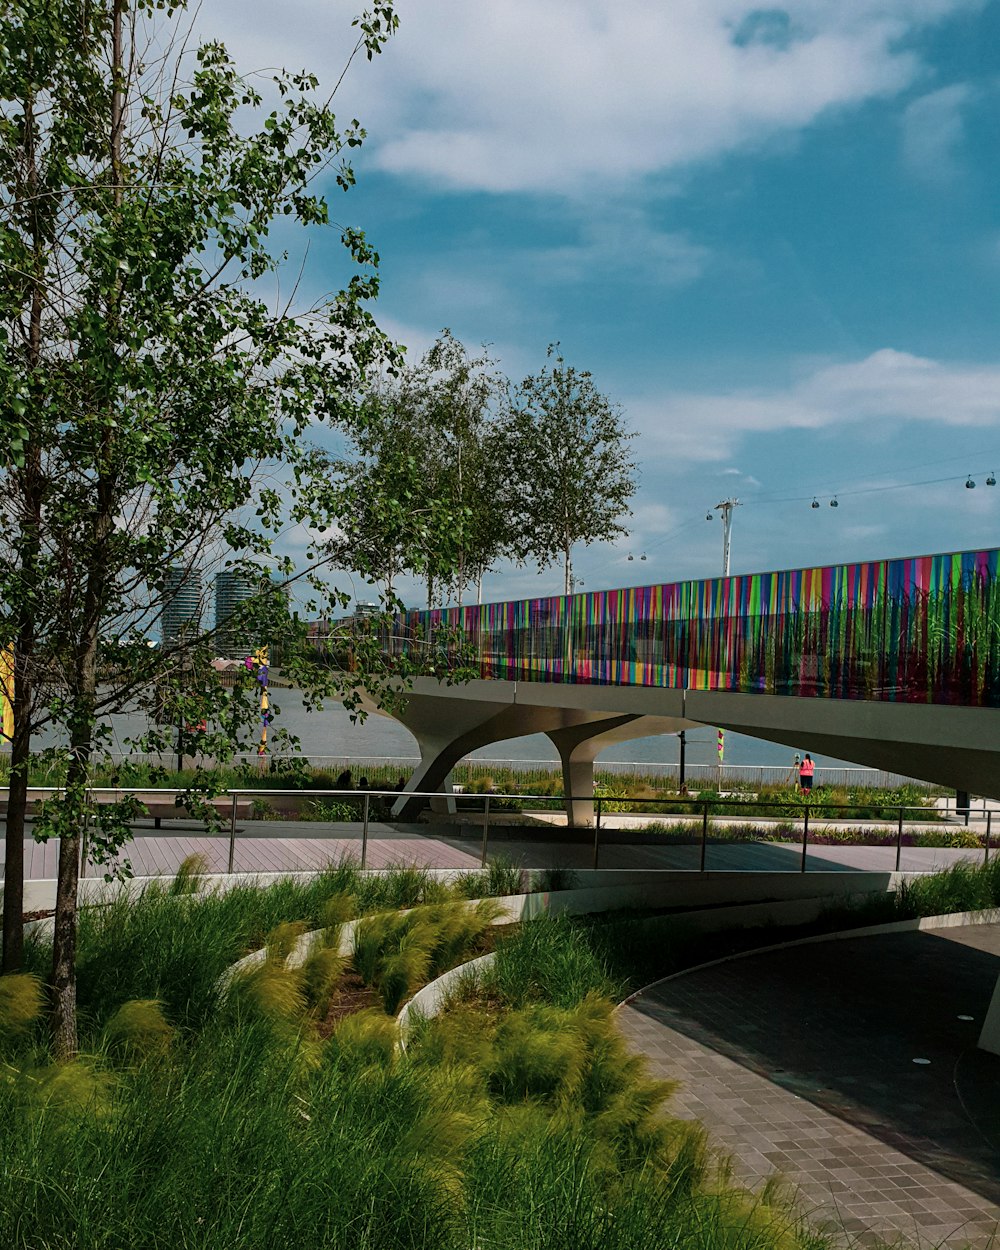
305,798 -> 360,822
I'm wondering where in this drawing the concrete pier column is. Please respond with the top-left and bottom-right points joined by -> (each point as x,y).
547,716 -> 637,827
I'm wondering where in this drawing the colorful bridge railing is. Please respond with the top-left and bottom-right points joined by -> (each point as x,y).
397,548 -> 1000,708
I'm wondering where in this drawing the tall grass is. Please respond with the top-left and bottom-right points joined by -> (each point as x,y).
482,912 -> 619,1009
0,962 -> 847,1250
20,858 -> 506,1037
353,898 -> 502,1013
479,858 -> 1000,1014
5,853 -> 966,1248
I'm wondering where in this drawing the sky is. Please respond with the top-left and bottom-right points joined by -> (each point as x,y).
200,0 -> 1000,610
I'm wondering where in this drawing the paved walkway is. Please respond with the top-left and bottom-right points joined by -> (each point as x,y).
5,819 -> 986,879
618,924 -> 1000,1248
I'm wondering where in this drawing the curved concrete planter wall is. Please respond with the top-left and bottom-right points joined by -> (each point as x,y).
397,952 -> 496,1039
218,872 -> 899,995
397,906 -> 1000,1045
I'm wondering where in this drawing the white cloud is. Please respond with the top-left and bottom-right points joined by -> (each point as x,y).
628,348 -> 1000,462
194,0 -> 983,197
526,209 -> 709,286
900,83 -> 972,181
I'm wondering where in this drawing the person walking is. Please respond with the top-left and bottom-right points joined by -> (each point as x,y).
799,753 -> 815,793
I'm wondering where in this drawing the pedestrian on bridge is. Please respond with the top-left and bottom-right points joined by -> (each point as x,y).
799,753 -> 815,792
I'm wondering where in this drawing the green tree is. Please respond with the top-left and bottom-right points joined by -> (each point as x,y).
330,330 -> 509,609
0,0 -> 411,1053
505,346 -> 638,594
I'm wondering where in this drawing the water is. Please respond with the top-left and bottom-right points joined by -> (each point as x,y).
31,686 -> 859,773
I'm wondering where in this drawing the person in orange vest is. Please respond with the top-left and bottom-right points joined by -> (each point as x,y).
799,753 -> 815,793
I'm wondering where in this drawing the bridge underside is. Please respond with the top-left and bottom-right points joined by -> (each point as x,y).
367,678 -> 1000,823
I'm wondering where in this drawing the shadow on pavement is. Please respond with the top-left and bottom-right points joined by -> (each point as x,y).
630,927 -> 1000,1205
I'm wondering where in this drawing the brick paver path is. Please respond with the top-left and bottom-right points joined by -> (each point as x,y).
618,925 -> 1000,1248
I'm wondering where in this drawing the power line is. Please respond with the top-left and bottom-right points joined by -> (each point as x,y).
586,460 -> 1000,585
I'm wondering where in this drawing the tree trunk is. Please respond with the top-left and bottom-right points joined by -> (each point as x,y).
51,0 -> 123,1054
1,692 -> 31,972
50,779 -> 83,1058
3,77 -> 46,973
564,545 -> 572,595
50,607 -> 102,1059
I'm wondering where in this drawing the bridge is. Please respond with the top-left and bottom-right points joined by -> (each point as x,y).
362,546 -> 1000,822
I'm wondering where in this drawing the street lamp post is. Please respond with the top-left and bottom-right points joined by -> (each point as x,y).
714,497 -> 741,576
703,497 -> 741,790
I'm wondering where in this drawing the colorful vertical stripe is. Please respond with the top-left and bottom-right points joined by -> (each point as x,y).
396,548 -> 1000,708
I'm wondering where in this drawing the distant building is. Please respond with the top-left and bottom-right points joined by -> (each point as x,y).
215,571 -> 286,659
161,567 -> 203,647
214,571 -> 259,658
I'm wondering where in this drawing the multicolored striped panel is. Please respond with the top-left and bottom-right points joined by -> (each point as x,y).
397,548 -> 1000,707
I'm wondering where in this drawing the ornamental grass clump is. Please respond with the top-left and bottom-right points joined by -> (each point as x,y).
353,900 -> 501,1014
168,852 -> 209,896
0,973 -> 45,1048
452,855 -> 523,900
21,857 -> 368,1037
0,898 -> 864,1250
484,912 -> 618,1009
895,859 -> 1000,918
100,999 -> 173,1064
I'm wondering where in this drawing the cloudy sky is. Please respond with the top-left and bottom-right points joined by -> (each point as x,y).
203,0 -> 1000,607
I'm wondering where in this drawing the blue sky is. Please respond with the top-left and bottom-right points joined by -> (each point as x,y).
205,0 -> 1000,609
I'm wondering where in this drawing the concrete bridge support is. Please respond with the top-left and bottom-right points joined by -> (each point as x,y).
361,679 -> 692,825
547,717 -> 644,826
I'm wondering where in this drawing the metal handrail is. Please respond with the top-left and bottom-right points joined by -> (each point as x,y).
3,785 -> 994,877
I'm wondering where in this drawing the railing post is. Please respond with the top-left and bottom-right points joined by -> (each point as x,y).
480,794 -> 491,868
986,811 -> 992,865
800,804 -> 809,873
592,797 -> 602,870
361,792 -> 370,871
700,800 -> 708,872
227,792 -> 238,874
895,805 -> 904,873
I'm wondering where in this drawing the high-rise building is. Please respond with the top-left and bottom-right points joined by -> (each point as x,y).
161,567 -> 203,646
214,571 -> 257,658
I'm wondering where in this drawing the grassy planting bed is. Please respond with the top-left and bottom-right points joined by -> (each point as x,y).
6,856 -> 995,1248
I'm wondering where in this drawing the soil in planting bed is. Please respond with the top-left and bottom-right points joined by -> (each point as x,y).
313,926 -> 504,1036
316,969 -> 382,1035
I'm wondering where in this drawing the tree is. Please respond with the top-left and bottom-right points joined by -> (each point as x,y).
504,346 -> 638,594
0,0 -> 415,1053
330,330 -> 509,608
